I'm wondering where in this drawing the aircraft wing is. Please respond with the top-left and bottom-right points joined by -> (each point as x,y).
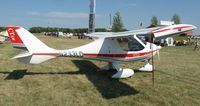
87,27 -> 161,38
152,24 -> 197,40
87,24 -> 197,40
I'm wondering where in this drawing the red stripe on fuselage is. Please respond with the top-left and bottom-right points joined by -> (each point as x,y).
83,50 -> 157,58
31,50 -> 157,58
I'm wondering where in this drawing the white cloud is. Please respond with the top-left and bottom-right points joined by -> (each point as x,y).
46,11 -> 88,18
27,11 -> 89,19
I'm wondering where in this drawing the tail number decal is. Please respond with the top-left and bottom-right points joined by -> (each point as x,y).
6,26 -> 23,44
8,28 -> 16,41
62,51 -> 83,57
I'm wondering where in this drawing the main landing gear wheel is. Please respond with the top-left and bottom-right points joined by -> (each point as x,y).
102,62 -> 134,78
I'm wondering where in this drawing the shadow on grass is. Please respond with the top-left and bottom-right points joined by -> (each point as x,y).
71,60 -> 139,99
0,60 -> 139,99
4,69 -> 27,80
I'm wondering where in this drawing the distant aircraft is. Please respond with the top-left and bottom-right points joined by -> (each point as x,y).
6,24 -> 196,78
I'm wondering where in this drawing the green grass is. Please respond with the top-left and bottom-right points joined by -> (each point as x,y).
0,34 -> 200,106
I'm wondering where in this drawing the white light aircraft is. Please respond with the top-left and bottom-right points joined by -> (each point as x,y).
6,24 -> 196,78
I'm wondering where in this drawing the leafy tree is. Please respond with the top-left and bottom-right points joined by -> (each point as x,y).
95,28 -> 107,32
0,27 -> 6,32
112,12 -> 124,32
172,14 -> 181,24
29,27 -> 39,33
61,28 -> 72,33
151,16 -> 158,26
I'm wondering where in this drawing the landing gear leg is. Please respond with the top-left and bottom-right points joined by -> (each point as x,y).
101,62 -> 114,70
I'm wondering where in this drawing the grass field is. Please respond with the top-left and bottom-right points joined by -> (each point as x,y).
0,34 -> 200,106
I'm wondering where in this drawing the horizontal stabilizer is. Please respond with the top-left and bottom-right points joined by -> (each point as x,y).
12,52 -> 57,64
12,51 -> 32,59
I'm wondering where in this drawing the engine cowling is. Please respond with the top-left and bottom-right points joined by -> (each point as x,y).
112,69 -> 134,78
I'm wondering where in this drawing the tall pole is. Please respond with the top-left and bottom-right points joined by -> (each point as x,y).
109,14 -> 112,30
89,0 -> 96,33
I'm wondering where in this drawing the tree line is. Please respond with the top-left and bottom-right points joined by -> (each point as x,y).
29,27 -> 108,33
0,27 -> 6,32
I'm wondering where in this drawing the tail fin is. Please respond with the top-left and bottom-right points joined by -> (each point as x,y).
6,26 -> 59,64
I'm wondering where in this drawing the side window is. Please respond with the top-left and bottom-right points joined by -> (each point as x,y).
128,38 -> 144,51
117,37 -> 144,51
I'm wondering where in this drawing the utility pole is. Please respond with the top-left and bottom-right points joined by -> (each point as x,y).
88,0 -> 96,33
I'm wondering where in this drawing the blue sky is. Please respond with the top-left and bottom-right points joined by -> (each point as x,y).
0,0 -> 199,33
